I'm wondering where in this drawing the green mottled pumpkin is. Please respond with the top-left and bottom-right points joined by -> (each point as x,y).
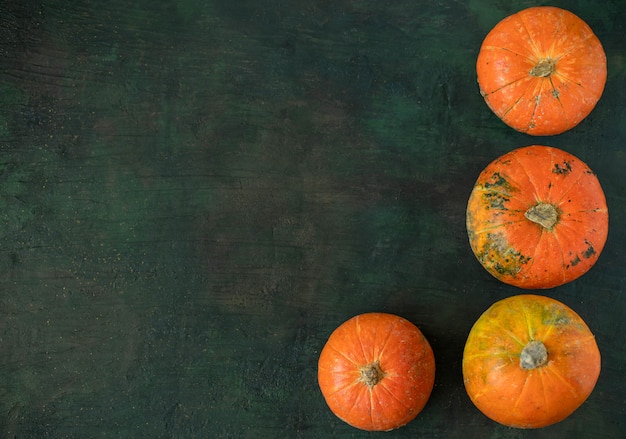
466,145 -> 608,289
462,294 -> 601,428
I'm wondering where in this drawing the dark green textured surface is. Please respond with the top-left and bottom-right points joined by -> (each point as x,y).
0,1 -> 624,437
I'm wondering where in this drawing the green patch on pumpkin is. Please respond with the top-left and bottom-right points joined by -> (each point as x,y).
477,232 -> 531,277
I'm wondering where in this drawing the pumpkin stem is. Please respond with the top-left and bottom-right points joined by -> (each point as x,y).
530,58 -> 556,77
520,340 -> 548,370
525,203 -> 559,230
359,360 -> 385,388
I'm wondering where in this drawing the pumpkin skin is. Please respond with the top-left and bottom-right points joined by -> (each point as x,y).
317,313 -> 435,431
477,6 -> 606,135
462,294 -> 601,428
466,145 -> 608,289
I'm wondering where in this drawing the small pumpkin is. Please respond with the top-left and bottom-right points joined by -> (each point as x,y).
466,145 -> 608,289
477,6 -> 606,135
318,312 -> 435,431
462,294 -> 601,428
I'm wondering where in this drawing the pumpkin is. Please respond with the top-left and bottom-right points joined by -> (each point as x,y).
477,6 -> 606,136
462,294 -> 601,428
466,145 -> 608,289
317,313 -> 435,431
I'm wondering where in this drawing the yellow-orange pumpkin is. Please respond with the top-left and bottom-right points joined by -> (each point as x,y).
462,294 -> 601,428
466,145 -> 608,289
318,313 -> 435,431
477,6 -> 606,135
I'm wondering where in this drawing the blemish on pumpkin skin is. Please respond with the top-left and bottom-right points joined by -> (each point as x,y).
478,232 -> 531,276
552,161 -> 573,175
582,242 -> 596,259
483,172 -> 516,194
542,306 -> 571,327
483,192 -> 510,209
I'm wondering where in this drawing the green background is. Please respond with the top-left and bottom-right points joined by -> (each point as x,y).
1,0 -> 624,437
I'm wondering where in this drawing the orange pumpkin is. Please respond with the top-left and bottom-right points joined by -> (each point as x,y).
317,313 -> 435,431
462,294 -> 601,428
477,6 -> 606,135
466,145 -> 608,289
